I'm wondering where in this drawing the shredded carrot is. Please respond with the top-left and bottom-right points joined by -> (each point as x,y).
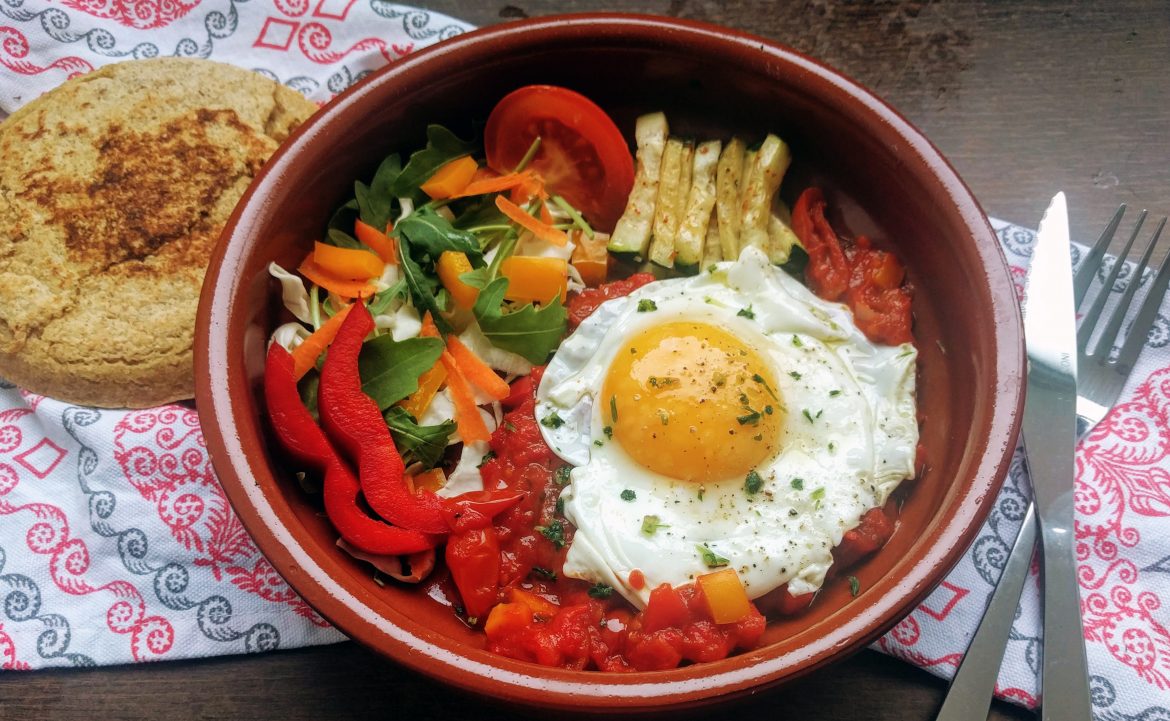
419,311 -> 441,339
419,312 -> 489,442
442,355 -> 491,444
290,303 -> 355,380
298,254 -> 377,299
455,169 -> 540,198
354,219 -> 398,264
495,195 -> 568,246
539,198 -> 554,226
445,335 -> 510,401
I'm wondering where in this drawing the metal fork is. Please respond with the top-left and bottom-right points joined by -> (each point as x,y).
936,205 -> 1170,721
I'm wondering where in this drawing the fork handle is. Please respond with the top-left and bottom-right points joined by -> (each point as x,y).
935,503 -> 1037,721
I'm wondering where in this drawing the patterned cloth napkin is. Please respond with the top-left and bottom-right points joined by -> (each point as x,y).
1,4 -> 1168,718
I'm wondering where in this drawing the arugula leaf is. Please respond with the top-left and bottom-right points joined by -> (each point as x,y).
397,240 -> 450,333
458,266 -> 492,290
392,125 -> 476,198
355,153 -> 403,231
298,370 -> 320,422
472,277 -> 567,364
366,278 -> 408,316
327,198 -> 359,234
396,207 -> 482,262
383,406 -> 455,470
358,335 -> 444,409
781,244 -> 810,277
326,228 -> 364,250
452,196 -> 509,231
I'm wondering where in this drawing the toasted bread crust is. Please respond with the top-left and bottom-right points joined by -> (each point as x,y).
0,58 -> 317,407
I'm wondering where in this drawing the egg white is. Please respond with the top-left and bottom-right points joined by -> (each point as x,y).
536,246 -> 918,607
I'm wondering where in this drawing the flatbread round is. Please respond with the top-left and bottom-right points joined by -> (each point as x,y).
0,58 -> 317,408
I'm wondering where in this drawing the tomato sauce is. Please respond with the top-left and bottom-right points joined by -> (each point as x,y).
464,270 -> 902,671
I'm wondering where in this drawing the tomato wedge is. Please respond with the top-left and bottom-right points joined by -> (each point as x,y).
484,85 -> 634,233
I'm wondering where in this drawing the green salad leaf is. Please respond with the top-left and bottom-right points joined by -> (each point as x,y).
356,153 -> 403,231
383,406 -> 456,470
396,207 -> 482,262
780,244 -> 810,277
396,241 -> 450,333
472,277 -> 567,364
325,228 -> 364,250
392,125 -> 476,198
358,335 -> 444,409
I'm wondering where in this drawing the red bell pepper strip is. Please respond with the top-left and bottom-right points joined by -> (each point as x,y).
446,527 -> 501,621
791,187 -> 851,301
317,303 -> 449,534
264,344 -> 436,555
442,490 -> 526,533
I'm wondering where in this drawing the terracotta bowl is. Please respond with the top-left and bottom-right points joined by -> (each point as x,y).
196,13 -> 1024,713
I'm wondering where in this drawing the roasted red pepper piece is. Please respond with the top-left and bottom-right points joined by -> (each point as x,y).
442,490 -> 526,533
264,344 -> 436,555
792,187 -> 851,301
318,303 -> 448,534
446,527 -> 501,621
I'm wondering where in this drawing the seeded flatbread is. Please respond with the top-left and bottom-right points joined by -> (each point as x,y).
0,58 -> 317,408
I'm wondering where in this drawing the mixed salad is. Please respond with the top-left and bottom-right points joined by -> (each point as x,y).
264,85 -> 915,671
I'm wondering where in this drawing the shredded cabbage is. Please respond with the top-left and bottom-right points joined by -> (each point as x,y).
437,440 -> 490,497
268,262 -> 313,323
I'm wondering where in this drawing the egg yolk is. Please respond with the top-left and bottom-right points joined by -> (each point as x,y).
601,321 -> 783,482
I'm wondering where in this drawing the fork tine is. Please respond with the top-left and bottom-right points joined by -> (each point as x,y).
1115,217 -> 1170,374
1090,216 -> 1166,358
1074,203 -> 1126,306
1078,209 -> 1148,353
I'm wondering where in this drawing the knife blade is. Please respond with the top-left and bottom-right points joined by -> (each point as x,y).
1021,191 -> 1092,721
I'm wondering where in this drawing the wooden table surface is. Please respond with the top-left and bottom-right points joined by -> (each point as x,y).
3,1 -> 1167,719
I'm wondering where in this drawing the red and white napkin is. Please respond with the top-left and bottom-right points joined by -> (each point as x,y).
2,4 -> 1168,717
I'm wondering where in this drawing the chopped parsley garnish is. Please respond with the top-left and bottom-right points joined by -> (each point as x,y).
477,450 -> 496,468
829,389 -> 842,397
737,411 -> 761,426
536,520 -> 566,548
828,441 -> 837,452
641,515 -> 667,535
706,264 -> 718,273
603,425 -> 614,439
754,374 -> 780,399
532,566 -> 558,582
811,487 -> 826,501
610,395 -> 619,422
764,405 -> 774,415
802,409 -> 814,423
791,478 -> 804,490
788,371 -> 802,380
554,465 -> 572,486
788,508 -> 799,517
555,497 -> 565,515
504,421 -> 517,433
744,470 -> 764,495
792,335 -> 804,347
697,544 -> 729,568
588,583 -> 614,599
712,372 -> 728,387
697,486 -> 706,501
620,489 -> 636,502
648,376 -> 678,388
540,412 -> 565,429
594,440 -> 604,447
637,299 -> 658,312
848,575 -> 861,597
737,306 -> 755,320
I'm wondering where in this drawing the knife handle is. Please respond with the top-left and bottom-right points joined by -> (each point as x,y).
935,503 -> 1037,721
1037,506 -> 1093,721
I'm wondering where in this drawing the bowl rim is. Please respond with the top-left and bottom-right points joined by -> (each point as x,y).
195,12 -> 1025,711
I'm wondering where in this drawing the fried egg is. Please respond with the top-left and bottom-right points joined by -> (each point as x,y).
536,246 -> 917,607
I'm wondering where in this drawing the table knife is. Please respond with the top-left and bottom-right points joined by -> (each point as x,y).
1021,192 -> 1092,721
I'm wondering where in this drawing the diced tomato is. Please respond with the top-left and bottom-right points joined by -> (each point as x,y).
445,527 -> 500,621
835,507 -> 896,568
566,272 -> 655,330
